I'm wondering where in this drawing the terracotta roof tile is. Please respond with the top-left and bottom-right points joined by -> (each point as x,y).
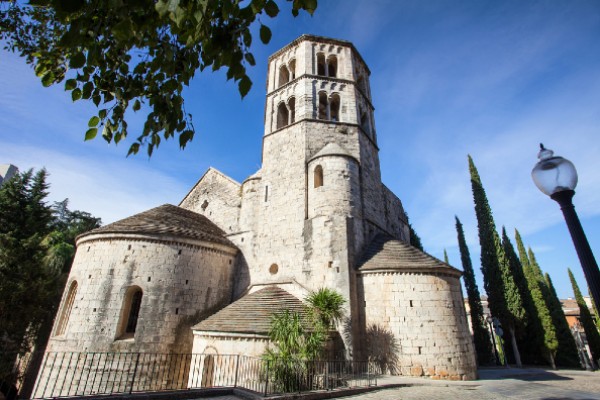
192,286 -> 307,335
79,204 -> 235,247
358,234 -> 461,275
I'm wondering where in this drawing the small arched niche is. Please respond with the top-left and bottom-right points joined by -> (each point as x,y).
314,165 -> 324,188
276,102 -> 289,129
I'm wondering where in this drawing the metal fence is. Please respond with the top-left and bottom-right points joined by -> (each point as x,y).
28,352 -> 376,398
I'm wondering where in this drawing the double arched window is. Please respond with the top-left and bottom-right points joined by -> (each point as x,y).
317,92 -> 341,122
316,53 -> 337,78
278,59 -> 296,88
116,286 -> 143,339
276,97 -> 296,129
55,281 -> 77,336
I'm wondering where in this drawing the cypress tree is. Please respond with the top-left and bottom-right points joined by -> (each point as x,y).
511,230 -> 556,367
543,271 -> 581,368
568,269 -> 600,363
443,249 -> 449,264
469,155 -> 523,367
456,216 -> 493,365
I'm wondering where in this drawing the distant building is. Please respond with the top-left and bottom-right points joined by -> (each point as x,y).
561,297 -> 598,329
0,164 -> 18,187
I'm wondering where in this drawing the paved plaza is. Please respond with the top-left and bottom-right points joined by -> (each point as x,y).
193,367 -> 600,400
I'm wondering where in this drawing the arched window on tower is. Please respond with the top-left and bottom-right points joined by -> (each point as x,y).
317,53 -> 326,76
55,281 -> 77,336
314,165 -> 323,188
330,93 -> 340,122
289,59 -> 296,80
117,286 -> 143,339
278,65 -> 290,87
288,97 -> 296,124
276,102 -> 289,129
318,92 -> 328,120
327,55 -> 337,78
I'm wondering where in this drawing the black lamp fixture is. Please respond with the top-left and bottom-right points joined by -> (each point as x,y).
531,144 -> 600,309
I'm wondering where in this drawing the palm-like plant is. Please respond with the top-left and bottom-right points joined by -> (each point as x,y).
306,288 -> 346,330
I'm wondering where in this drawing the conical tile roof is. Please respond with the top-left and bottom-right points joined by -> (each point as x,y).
192,286 -> 307,335
359,234 -> 461,275
78,204 -> 234,247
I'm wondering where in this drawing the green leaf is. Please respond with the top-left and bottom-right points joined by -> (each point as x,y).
259,24 -> 271,44
69,52 -> 86,69
238,75 -> 252,98
65,79 -> 77,90
88,116 -> 99,127
127,142 -> 140,156
84,128 -> 98,141
264,0 -> 279,17
71,88 -> 82,101
133,100 -> 141,111
99,109 -> 107,119
179,129 -> 194,149
41,71 -> 55,87
244,53 -> 256,66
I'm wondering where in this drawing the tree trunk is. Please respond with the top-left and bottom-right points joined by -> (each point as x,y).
509,326 -> 522,368
549,351 -> 557,370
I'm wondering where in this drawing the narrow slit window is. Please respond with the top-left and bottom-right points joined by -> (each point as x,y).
117,286 -> 143,339
125,290 -> 142,334
314,165 -> 323,188
265,185 -> 269,202
55,281 -> 77,336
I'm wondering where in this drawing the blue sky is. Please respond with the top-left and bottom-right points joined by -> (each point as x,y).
1,0 -> 599,300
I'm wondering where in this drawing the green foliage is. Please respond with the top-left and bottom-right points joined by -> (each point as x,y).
263,288 -> 345,392
455,216 -> 493,365
443,249 -> 449,264
0,0 -> 317,156
305,287 -> 345,330
511,229 -> 556,367
0,170 -> 101,383
568,268 -> 600,363
543,271 -> 581,368
408,223 -> 423,251
468,155 -> 523,366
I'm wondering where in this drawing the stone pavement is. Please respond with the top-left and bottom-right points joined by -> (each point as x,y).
190,367 -> 600,400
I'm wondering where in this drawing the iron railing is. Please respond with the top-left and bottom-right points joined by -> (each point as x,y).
27,352 -> 376,399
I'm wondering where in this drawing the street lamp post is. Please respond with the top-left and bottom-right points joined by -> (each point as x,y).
531,144 -> 600,309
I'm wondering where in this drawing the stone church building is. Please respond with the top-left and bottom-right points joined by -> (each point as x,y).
39,35 -> 476,386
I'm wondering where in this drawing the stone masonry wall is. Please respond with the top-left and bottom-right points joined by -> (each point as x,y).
180,168 -> 241,235
359,271 -> 477,380
45,234 -> 237,355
